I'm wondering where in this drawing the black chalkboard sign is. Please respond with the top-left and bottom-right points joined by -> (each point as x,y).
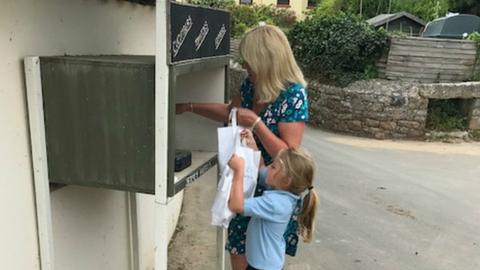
170,2 -> 230,63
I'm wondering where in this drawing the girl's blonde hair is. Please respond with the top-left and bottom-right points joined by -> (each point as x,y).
276,147 -> 318,243
239,24 -> 307,103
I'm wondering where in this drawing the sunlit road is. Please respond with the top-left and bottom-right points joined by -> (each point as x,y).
286,127 -> 480,270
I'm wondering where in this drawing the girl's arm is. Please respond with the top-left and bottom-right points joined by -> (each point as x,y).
176,96 -> 241,123
228,154 -> 245,214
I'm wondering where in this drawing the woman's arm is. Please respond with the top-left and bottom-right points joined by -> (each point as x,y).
255,121 -> 305,157
236,108 -> 305,158
176,96 -> 242,123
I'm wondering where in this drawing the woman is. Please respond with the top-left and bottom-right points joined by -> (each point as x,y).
176,24 -> 308,270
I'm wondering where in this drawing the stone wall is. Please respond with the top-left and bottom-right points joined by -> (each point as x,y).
470,99 -> 480,130
228,63 -> 247,99
228,67 -> 480,140
308,80 -> 428,139
418,82 -> 480,131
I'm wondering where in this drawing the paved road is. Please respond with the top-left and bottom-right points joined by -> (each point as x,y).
169,127 -> 480,270
286,127 -> 480,270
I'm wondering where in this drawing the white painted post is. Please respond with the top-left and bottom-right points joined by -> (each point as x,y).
155,1 -> 170,270
24,56 -> 55,270
127,192 -> 140,270
217,227 -> 226,270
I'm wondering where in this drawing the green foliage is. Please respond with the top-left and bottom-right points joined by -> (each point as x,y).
310,0 -> 449,21
187,0 -> 296,37
466,32 -> 480,82
466,72 -> 480,82
288,12 -> 389,86
363,64 -> 378,80
448,0 -> 480,16
426,99 -> 468,131
186,0 -> 234,9
467,32 -> 480,42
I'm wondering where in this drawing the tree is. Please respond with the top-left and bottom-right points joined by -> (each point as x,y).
315,0 -> 449,21
448,0 -> 480,15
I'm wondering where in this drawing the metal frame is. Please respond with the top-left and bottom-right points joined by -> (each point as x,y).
25,56 -> 55,270
166,55 -> 230,197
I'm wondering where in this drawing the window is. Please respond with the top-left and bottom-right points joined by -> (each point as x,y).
240,0 -> 252,4
277,0 -> 290,6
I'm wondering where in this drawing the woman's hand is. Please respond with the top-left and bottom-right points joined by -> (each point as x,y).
228,154 -> 244,172
236,108 -> 258,127
240,129 -> 258,151
176,103 -> 190,114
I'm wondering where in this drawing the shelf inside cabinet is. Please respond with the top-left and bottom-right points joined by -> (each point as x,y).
173,151 -> 217,191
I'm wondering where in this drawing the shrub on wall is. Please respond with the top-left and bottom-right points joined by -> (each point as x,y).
288,12 -> 389,86
187,0 -> 297,37
466,32 -> 480,82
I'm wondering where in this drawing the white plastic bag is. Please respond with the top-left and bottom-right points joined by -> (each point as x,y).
211,108 -> 261,228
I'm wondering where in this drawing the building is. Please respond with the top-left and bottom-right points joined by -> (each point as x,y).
238,0 -> 317,19
367,11 -> 426,36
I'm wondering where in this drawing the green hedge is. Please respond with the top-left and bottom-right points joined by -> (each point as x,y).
288,12 -> 389,86
187,0 -> 296,37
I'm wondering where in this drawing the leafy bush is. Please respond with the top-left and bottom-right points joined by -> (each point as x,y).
288,12 -> 389,86
426,99 -> 468,132
468,32 -> 480,42
187,0 -> 297,37
466,72 -> 480,82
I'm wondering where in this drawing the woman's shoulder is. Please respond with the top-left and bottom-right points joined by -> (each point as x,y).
283,82 -> 307,98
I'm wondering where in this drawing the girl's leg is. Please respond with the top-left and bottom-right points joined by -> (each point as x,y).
230,254 -> 248,270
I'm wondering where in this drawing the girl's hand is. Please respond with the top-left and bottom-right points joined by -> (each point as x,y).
236,108 -> 258,127
240,129 -> 258,150
228,154 -> 244,172
176,103 -> 190,114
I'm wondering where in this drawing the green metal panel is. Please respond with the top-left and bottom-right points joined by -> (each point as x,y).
424,14 -> 480,39
40,56 -> 155,194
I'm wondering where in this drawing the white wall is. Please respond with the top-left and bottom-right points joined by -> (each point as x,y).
0,0 -> 183,269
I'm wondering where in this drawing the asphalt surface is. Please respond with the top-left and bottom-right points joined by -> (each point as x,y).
169,127 -> 480,270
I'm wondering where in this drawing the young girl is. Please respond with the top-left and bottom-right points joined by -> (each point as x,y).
228,146 -> 318,270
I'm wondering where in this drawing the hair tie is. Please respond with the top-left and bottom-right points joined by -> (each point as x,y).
308,186 -> 314,191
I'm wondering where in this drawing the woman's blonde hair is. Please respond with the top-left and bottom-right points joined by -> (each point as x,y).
276,147 -> 318,243
239,24 -> 307,103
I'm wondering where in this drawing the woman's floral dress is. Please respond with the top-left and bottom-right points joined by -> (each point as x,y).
225,78 -> 309,256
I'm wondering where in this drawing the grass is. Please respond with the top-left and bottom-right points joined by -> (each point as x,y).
426,99 -> 468,132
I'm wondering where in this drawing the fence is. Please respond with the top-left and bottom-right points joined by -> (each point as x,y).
380,37 -> 479,83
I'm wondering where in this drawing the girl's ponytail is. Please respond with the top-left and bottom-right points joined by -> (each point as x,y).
276,147 -> 318,243
298,189 -> 318,243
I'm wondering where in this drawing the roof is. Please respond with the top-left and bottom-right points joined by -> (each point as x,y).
423,14 -> 480,39
367,12 -> 426,27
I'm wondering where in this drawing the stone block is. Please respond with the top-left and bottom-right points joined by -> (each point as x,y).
398,120 -> 421,129
366,118 -> 380,127
374,132 -> 386,140
348,120 -> 362,131
380,121 -> 397,131
469,116 -> 480,130
407,129 -> 425,138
